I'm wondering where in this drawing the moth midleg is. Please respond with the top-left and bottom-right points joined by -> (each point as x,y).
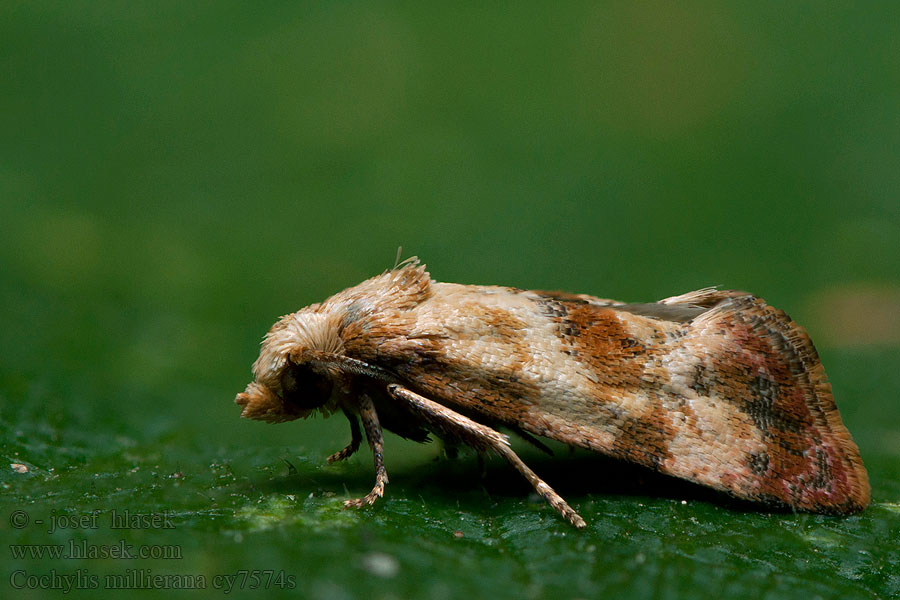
510,427 -> 554,456
328,408 -> 362,464
386,384 -> 587,529
344,394 -> 389,508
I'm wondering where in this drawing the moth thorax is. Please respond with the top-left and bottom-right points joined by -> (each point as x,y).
287,311 -> 344,355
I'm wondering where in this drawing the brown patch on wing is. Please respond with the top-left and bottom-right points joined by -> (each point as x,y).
553,301 -> 650,374
612,411 -> 677,470
465,301 -> 531,335
534,293 -> 649,366
392,343 -> 542,429
533,292 -> 682,470
688,296 -> 870,513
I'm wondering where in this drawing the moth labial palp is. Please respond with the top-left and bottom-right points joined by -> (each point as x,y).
235,258 -> 870,528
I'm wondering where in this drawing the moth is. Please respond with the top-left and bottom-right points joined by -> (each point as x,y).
235,259 -> 869,528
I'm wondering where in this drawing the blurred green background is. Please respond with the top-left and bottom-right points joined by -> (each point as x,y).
2,2 -> 899,599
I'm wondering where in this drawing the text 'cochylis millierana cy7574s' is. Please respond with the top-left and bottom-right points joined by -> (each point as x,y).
236,259 -> 869,528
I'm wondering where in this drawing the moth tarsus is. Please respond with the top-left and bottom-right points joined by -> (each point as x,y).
236,259 -> 869,528
326,408 -> 362,464
344,393 -> 388,507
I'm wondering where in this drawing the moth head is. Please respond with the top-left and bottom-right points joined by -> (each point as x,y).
235,310 -> 344,423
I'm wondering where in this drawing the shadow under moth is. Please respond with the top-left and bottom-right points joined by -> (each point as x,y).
236,259 -> 869,528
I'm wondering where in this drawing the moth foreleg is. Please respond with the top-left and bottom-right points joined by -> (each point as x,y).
327,408 -> 362,464
386,384 -> 586,529
344,394 -> 389,508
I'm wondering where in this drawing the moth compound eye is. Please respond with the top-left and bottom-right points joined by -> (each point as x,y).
279,363 -> 333,410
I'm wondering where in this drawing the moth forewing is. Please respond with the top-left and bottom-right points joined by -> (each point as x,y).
235,260 -> 870,528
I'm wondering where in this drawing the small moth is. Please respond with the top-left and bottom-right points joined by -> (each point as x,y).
236,259 -> 869,528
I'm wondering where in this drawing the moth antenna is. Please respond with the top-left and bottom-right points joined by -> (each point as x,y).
306,352 -> 402,384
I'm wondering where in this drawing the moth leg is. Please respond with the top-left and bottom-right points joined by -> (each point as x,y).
386,384 -> 586,529
344,394 -> 389,508
511,427 -> 554,456
327,409 -> 362,464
